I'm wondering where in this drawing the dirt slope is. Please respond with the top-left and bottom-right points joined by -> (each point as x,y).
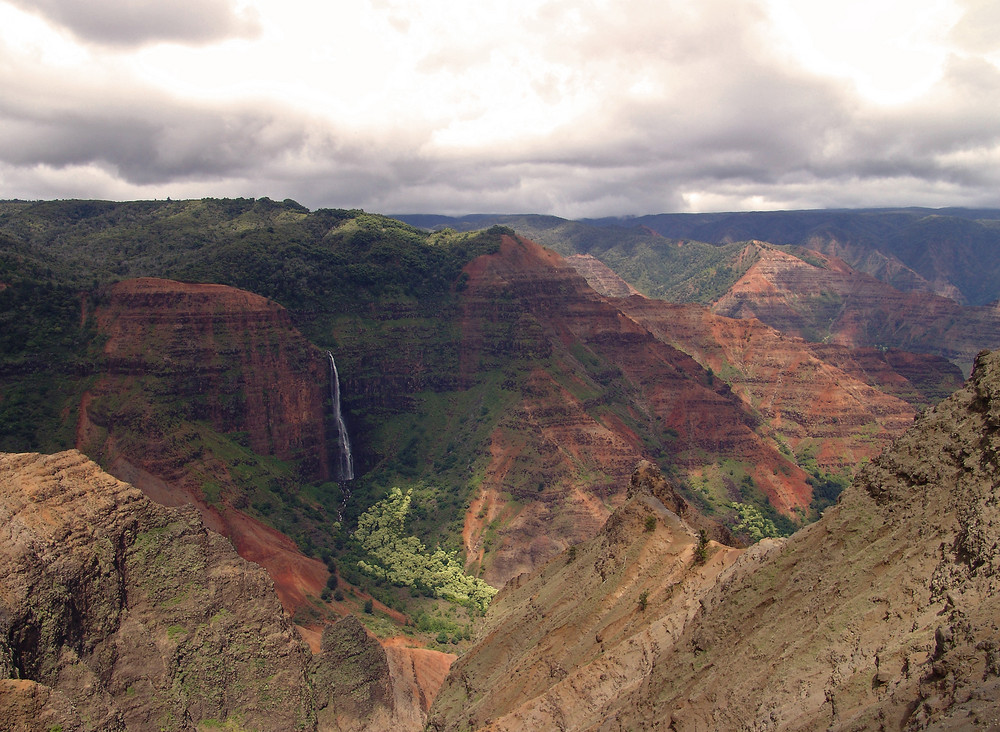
617,296 -> 962,475
712,243 -> 1000,371
458,235 -> 809,584
430,350 -> 1000,730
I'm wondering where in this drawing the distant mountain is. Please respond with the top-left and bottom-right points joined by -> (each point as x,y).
0,198 -> 991,730
708,241 -> 1000,372
0,199 -> 955,591
590,207 -> 1000,306
397,208 -> 1000,306
396,210 -> 1000,371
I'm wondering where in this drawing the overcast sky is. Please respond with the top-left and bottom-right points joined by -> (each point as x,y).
0,0 -> 998,216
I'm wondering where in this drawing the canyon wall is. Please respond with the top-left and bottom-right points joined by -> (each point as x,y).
430,351 -> 1000,731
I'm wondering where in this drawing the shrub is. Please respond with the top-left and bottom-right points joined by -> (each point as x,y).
695,529 -> 709,564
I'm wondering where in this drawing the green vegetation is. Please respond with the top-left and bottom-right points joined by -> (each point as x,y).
0,281 -> 101,453
730,502 -> 781,543
0,198 -> 894,645
796,441 -> 852,517
678,460 -> 797,539
694,529 -> 709,564
409,214 -> 759,304
353,488 -> 497,612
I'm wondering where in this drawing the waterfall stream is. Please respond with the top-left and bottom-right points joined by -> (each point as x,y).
327,352 -> 355,483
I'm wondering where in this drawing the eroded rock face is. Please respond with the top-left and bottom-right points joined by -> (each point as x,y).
459,235 -> 811,585
565,254 -> 640,298
0,450 -> 313,731
0,450 -> 444,732
430,460 -> 745,731
85,277 -> 331,479
617,296 -> 963,475
75,277 -> 333,617
431,353 -> 1000,730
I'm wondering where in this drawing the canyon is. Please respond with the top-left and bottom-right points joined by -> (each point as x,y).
1,199 -> 997,730
429,349 -> 1000,731
0,450 -> 444,731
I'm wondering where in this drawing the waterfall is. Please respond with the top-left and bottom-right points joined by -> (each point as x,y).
327,352 -> 355,482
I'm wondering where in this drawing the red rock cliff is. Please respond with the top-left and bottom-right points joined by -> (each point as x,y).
76,277 -> 333,616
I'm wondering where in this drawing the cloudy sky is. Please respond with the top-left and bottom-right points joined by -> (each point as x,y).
1,0 -> 998,216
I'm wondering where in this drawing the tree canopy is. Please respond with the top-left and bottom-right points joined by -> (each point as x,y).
354,488 -> 497,612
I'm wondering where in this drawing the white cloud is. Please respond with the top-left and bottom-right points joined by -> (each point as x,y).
0,0 -> 997,216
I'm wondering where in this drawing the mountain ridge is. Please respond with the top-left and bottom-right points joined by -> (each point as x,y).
429,349 -> 1000,731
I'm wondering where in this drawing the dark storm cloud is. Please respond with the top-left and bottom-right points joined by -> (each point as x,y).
7,0 -> 260,46
0,93 -> 305,184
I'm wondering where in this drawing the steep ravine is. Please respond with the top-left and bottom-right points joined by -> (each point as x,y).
457,234 -> 812,585
75,277 -> 335,616
430,351 -> 1000,730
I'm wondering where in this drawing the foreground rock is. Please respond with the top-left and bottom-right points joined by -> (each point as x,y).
430,351 -> 1000,730
0,450 -> 434,731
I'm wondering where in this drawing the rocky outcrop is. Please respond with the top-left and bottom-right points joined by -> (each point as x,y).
0,450 -> 314,730
87,277 -> 331,478
311,615 -> 394,730
430,460 -> 745,731
0,450 -> 446,731
431,352 -> 1000,730
75,277 -> 335,617
565,254 -> 640,298
617,296 -> 962,474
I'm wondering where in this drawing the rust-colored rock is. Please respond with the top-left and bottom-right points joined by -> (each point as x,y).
430,352 -> 1000,731
0,450 -> 314,730
90,277 -> 330,476
712,243 -> 1000,371
76,277 -> 333,618
616,296 -> 962,475
0,450 -> 452,732
458,235 -> 811,586
565,254 -> 640,298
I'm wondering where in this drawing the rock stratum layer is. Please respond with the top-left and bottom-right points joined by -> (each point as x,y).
712,243 -> 1000,371
85,276 -> 330,479
457,235 -> 960,584
0,450 -> 440,731
76,277 -> 334,615
455,235 -> 809,583
616,296 -> 962,475
430,351 -> 1000,731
